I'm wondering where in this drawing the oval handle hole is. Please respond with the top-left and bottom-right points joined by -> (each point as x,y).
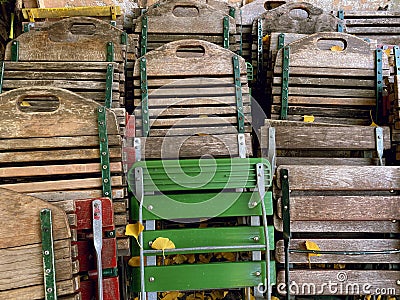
264,1 -> 286,10
17,95 -> 60,113
176,45 -> 205,58
289,8 -> 309,20
172,5 -> 200,17
70,23 -> 96,35
316,38 -> 347,51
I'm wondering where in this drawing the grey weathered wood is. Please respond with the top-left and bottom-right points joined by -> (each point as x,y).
272,95 -> 375,106
140,133 -> 252,158
276,165 -> 400,191
273,66 -> 384,77
260,125 -> 391,150
270,114 -> 371,125
135,125 -> 253,137
270,105 -> 371,119
0,87 -> 118,138
3,61 -> 122,72
27,188 -> 126,202
134,95 -> 249,107
240,0 -> 268,25
275,157 -> 381,166
257,2 -> 343,34
275,239 -> 400,263
276,195 -> 400,220
4,17 -> 128,62
277,270 -> 400,295
272,86 -> 375,98
134,0 -> 236,34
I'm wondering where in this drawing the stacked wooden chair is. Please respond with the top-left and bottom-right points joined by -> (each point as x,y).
271,32 -> 389,125
133,0 -> 240,56
0,188 -> 80,299
133,39 -> 252,159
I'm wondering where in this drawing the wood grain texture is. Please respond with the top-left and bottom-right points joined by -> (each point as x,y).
0,87 -> 118,138
276,195 -> 400,220
258,2 -> 342,34
134,0 -> 236,34
260,125 -> 391,150
277,165 -> 400,191
276,239 -> 400,263
240,0 -> 268,25
4,17 -> 128,62
277,270 -> 400,295
0,188 -> 70,249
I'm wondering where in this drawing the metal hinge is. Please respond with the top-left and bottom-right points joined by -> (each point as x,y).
280,46 -> 290,120
40,209 -> 57,300
375,127 -> 384,166
233,55 -> 245,133
134,138 -> 142,162
278,33 -> 285,50
97,107 -> 112,198
337,10 -> 344,32
238,133 -> 247,158
375,49 -> 383,124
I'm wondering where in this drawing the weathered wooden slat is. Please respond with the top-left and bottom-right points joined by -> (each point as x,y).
134,0 -> 236,35
2,61 -> 122,72
270,114 -> 371,125
261,126 -> 391,150
0,162 -> 122,178
0,148 -> 121,163
346,26 -> 400,34
133,76 -> 248,87
275,239 -> 400,264
273,66 -> 380,77
133,95 -> 248,107
272,86 -> 375,98
272,76 -> 374,87
134,86 -> 250,97
1,176 -> 123,193
0,239 -> 73,290
341,11 -> 400,17
146,34 -> 238,43
0,276 -> 80,299
276,165 -> 400,191
145,116 -> 242,127
4,71 -> 120,81
0,188 -> 70,249
275,157 -> 380,166
3,79 -> 120,90
136,125 -> 253,137
27,188 -> 125,202
0,87 -> 119,138
274,216 -> 400,233
272,95 -> 375,106
4,17 -> 127,62
139,133 -> 252,158
239,0 -> 268,26
345,18 -> 400,25
277,270 -> 400,295
133,40 -> 247,77
270,105 -> 371,118
276,195 -> 400,220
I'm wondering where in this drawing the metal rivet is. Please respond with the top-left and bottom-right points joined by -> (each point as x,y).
103,165 -> 108,169
255,271 -> 261,277
47,288 -> 53,293
149,277 -> 155,282
102,152 -> 107,156
103,179 -> 109,183
251,201 -> 257,207
284,205 -> 288,210
253,236 -> 260,242
148,241 -> 153,246
44,250 -> 50,255
147,205 -> 153,210
283,175 -> 288,179
105,192 -> 110,196
45,269 -> 51,274
396,280 -> 400,285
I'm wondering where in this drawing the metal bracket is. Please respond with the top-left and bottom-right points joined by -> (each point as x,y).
394,46 -> 400,76
223,16 -> 230,49
140,57 -> 150,137
110,20 -> 117,27
233,55 -> 245,133
23,23 -> 32,32
229,7 -> 235,18
105,64 -> 114,109
375,49 -> 383,124
375,127 -> 384,166
93,200 -> 103,300
134,138 -> 142,162
140,16 -> 148,56
249,163 -> 265,209
246,62 -> 253,82
278,33 -> 285,50
106,42 -> 114,62
98,107 -> 112,198
238,133 -> 247,158
121,31 -> 128,45
0,61 -> 4,94
281,169 -> 291,300
280,46 -> 290,120
267,127 -> 276,175
257,19 -> 263,79
11,40 -> 18,62
337,10 -> 344,32
40,209 -> 57,300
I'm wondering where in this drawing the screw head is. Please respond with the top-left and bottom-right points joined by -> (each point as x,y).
147,205 -> 153,211
47,288 -> 53,293
149,277 -> 155,282
45,269 -> 51,274
253,236 -> 260,242
255,271 -> 261,277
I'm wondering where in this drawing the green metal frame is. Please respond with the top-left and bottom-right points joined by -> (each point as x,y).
246,62 -> 253,82
105,64 -> 114,109
97,107 -> 112,198
129,158 -> 275,296
233,55 -> 245,133
11,40 -> 18,62
106,42 -> 114,62
375,49 -> 383,124
140,57 -> 149,137
278,33 -> 285,50
121,31 -> 128,45
223,16 -> 230,49
0,61 -> 4,94
229,7 -> 235,18
256,18 -> 263,81
281,169 -> 291,300
23,23 -> 31,32
141,16 -> 148,56
40,209 -> 57,300
394,46 -> 400,76
280,46 -> 290,120
337,10 -> 344,32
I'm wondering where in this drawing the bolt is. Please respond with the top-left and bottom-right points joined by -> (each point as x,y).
103,179 -> 109,183
44,250 -> 50,255
47,288 -> 53,293
149,277 -> 155,282
251,201 -> 258,207
148,241 -> 153,246
253,236 -> 260,242
45,269 -> 51,274
283,175 -> 288,179
255,271 -> 261,277
103,165 -> 108,169
147,205 -> 153,211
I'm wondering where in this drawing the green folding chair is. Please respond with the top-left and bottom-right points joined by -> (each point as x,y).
128,158 -> 275,300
